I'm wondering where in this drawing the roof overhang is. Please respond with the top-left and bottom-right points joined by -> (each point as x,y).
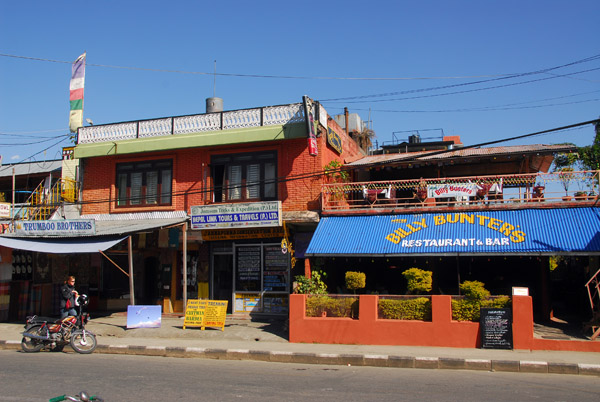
306,207 -> 600,257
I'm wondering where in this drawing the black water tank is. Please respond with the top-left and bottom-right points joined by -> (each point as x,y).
409,134 -> 421,144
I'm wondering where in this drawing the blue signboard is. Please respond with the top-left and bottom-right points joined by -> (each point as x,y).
306,208 -> 600,255
190,201 -> 282,230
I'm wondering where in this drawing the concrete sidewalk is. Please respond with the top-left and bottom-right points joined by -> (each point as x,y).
1,313 -> 599,376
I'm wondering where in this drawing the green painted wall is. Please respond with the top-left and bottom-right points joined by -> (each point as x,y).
74,123 -> 306,158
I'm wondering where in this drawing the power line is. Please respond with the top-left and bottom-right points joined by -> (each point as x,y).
319,53 -> 600,102
0,52 -> 588,82
320,66 -> 600,105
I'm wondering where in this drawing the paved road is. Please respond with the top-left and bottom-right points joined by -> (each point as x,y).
1,350 -> 600,401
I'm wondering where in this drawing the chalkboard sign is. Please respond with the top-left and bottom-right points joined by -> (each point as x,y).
263,246 -> 289,291
263,246 -> 288,269
480,308 -> 513,349
236,246 -> 261,291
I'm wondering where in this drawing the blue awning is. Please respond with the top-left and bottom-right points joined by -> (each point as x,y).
306,207 -> 600,256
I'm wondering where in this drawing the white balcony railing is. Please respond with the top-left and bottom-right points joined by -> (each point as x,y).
77,103 -> 306,145
322,170 -> 600,212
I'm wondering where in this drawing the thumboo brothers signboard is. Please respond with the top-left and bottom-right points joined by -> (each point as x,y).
190,201 -> 282,230
14,219 -> 96,236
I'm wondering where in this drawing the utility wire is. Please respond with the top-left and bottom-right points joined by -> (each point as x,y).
1,52 -> 598,81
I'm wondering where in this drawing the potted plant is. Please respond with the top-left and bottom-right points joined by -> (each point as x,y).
415,178 -> 428,202
574,191 -> 587,200
557,167 -> 574,201
532,184 -> 545,201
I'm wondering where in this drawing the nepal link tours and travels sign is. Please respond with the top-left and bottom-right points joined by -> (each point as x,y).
190,201 -> 282,230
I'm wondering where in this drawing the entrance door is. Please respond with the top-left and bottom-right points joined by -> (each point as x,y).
212,254 -> 233,313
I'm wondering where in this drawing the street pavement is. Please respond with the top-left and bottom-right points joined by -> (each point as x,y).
1,312 -> 599,376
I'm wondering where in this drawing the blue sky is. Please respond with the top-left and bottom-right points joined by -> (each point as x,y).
1,1 -> 599,164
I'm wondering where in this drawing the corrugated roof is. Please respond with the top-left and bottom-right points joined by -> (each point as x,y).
349,144 -> 575,167
306,207 -> 600,256
0,160 -> 62,178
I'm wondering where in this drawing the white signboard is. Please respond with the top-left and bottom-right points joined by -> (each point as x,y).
190,201 -> 282,230
0,203 -> 10,218
427,183 -> 478,199
14,219 -> 96,236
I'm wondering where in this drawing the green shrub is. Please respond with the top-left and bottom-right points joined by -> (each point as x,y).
345,271 -> 366,292
402,268 -> 432,294
460,280 -> 490,301
452,290 -> 512,322
294,270 -> 327,295
306,295 -> 358,318
378,297 -> 432,321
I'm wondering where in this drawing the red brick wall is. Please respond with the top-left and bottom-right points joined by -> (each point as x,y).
80,129 -> 364,216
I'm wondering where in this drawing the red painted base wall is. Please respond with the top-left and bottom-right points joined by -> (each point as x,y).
289,294 -> 600,352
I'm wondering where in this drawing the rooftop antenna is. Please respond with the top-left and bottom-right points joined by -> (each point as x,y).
206,60 -> 223,113
213,60 -> 217,98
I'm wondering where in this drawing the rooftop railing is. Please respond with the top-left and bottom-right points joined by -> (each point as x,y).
77,103 -> 306,144
322,170 -> 600,212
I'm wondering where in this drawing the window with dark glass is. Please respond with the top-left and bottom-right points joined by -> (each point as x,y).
211,151 -> 277,202
116,160 -> 172,206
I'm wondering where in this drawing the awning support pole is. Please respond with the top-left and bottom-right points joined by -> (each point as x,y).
98,249 -> 129,277
182,222 -> 188,314
128,236 -> 135,306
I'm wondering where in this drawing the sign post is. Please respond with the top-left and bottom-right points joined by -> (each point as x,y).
480,308 -> 513,349
183,299 -> 228,331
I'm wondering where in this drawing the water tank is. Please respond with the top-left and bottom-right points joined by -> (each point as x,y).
409,134 -> 421,144
206,97 -> 223,113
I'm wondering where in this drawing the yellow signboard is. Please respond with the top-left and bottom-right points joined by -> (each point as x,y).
204,300 -> 228,330
183,299 -> 207,329
183,299 -> 228,331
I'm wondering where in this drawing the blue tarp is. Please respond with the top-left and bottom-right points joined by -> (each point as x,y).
306,207 -> 600,256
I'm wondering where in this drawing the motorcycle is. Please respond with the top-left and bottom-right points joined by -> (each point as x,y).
21,294 -> 97,354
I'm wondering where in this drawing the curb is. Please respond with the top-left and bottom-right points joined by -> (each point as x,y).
2,340 -> 599,376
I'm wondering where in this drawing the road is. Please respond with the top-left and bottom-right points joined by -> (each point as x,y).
0,350 -> 599,401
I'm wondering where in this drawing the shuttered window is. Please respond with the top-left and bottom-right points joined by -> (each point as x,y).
116,159 -> 173,207
211,151 -> 277,203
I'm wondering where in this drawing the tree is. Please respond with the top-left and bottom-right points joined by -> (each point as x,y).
578,120 -> 600,171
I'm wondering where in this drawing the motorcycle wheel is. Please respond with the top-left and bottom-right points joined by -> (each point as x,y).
21,324 -> 45,353
70,330 -> 97,354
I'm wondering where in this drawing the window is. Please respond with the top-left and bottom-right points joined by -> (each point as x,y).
211,151 -> 277,202
116,160 -> 172,207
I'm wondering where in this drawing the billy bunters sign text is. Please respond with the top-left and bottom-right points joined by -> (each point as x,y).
385,213 -> 525,249
15,219 -> 96,236
427,183 -> 478,199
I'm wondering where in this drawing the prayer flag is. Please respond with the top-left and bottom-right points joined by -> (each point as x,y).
69,52 -> 86,133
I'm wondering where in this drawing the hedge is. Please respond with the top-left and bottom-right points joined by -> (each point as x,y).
451,296 -> 511,322
306,296 -> 359,318
378,297 -> 432,321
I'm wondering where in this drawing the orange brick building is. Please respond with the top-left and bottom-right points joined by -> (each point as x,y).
73,97 -> 365,314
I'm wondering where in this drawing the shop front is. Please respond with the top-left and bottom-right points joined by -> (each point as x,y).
306,208 -> 600,321
191,202 -> 291,316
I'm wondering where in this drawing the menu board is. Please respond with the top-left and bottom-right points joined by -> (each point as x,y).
263,295 -> 288,314
480,308 -> 513,349
236,246 -> 261,291
263,246 -> 288,291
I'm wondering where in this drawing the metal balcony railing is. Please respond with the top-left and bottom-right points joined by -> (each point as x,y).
22,178 -> 80,221
321,170 -> 600,212
76,103 -> 306,145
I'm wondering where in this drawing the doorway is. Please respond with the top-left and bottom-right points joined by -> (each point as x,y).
212,253 -> 233,313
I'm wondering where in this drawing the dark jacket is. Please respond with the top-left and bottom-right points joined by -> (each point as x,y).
60,283 -> 77,309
